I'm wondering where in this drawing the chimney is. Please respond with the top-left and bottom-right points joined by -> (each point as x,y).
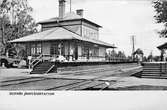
76,9 -> 84,17
59,0 -> 66,19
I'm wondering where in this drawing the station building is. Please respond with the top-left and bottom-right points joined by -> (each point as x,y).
10,0 -> 116,62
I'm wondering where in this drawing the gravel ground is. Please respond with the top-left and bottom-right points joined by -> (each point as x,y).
3,63 -> 164,90
105,77 -> 167,90
0,68 -> 31,77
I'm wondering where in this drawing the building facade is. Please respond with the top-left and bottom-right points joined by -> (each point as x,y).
10,0 -> 116,62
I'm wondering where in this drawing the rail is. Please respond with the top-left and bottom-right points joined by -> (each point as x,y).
1,63 -> 141,90
34,54 -> 129,63
42,54 -> 53,61
32,60 -> 41,69
45,65 -> 55,74
159,62 -> 167,76
30,54 -> 43,69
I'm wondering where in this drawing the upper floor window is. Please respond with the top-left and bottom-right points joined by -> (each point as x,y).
82,26 -> 98,40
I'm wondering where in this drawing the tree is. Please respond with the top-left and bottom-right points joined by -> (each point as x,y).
134,48 -> 144,56
133,48 -> 144,62
153,55 -> 161,61
153,0 -> 167,37
0,0 -> 37,56
117,51 -> 126,58
109,49 -> 117,57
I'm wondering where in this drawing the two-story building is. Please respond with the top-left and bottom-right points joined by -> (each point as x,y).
10,0 -> 116,62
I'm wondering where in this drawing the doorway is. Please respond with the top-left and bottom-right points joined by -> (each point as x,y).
74,46 -> 78,60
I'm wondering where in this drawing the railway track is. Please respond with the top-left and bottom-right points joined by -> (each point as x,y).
59,64 -> 138,75
0,77 -> 46,87
0,73 -> 120,90
0,64 -> 142,90
44,67 -> 131,90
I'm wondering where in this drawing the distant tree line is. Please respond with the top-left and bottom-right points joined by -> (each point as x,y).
106,48 -> 164,62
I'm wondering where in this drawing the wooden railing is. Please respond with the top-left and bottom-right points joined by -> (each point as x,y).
106,56 -> 128,62
45,65 -> 55,74
30,54 -> 43,69
29,54 -> 129,65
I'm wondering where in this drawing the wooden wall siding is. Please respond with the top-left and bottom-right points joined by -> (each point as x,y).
41,20 -> 81,31
50,41 -> 66,56
42,25 -> 81,34
40,20 -> 100,43
24,40 -> 107,62
99,47 -> 106,57
42,42 -> 50,55
78,56 -> 105,62
78,56 -> 87,61
50,42 -> 58,55
82,21 -> 99,31
81,25 -> 99,40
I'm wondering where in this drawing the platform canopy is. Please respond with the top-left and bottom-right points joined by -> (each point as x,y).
157,42 -> 167,50
9,27 -> 116,48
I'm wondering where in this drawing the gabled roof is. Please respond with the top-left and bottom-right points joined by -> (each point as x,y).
38,12 -> 102,28
9,27 -> 116,48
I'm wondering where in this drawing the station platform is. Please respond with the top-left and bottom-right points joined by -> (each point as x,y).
139,62 -> 167,79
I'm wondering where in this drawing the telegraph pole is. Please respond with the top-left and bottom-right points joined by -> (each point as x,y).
70,0 -> 72,12
131,35 -> 135,61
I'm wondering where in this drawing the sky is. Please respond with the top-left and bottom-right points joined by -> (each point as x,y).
28,0 -> 166,56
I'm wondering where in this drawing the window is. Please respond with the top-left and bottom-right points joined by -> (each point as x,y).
82,26 -> 98,40
30,43 -> 42,55
50,43 -> 58,55
81,46 -> 99,57
81,46 -> 88,57
31,44 -> 36,55
36,43 -> 42,54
